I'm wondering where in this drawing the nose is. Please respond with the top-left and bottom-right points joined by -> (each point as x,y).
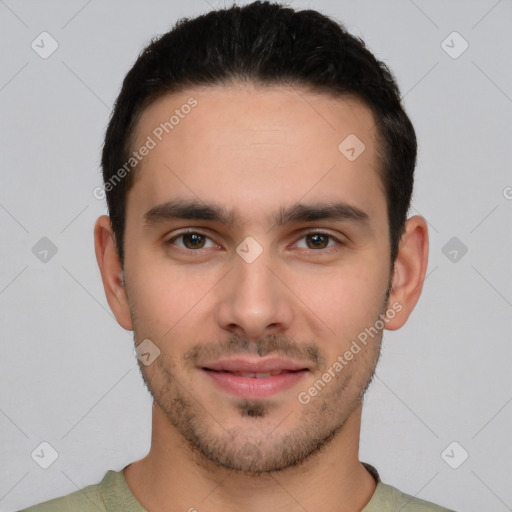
215,249 -> 294,340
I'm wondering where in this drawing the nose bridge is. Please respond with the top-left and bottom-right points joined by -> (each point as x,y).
216,242 -> 292,337
235,250 -> 274,300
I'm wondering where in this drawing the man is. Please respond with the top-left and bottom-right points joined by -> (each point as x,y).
20,1 -> 455,510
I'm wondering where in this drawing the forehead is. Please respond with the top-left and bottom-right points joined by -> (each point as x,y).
127,84 -> 386,227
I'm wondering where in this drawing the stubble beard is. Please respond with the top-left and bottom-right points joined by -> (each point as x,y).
134,318 -> 384,475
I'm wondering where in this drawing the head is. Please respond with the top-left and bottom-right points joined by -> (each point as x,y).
95,1 -> 428,474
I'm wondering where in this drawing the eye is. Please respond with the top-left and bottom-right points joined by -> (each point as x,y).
295,231 -> 340,251
166,231 -> 218,251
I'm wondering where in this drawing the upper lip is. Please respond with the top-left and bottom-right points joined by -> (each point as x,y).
202,357 -> 310,373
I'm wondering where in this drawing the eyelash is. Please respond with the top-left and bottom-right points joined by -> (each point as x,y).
165,229 -> 343,255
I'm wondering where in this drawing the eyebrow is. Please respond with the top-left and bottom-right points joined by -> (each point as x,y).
143,199 -> 370,228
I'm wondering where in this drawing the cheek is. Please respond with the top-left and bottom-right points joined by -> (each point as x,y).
126,254 -> 220,340
295,262 -> 388,341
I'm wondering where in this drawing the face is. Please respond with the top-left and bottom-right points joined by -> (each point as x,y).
120,84 -> 395,473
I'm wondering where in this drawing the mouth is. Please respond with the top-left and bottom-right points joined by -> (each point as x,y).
206,369 -> 300,378
200,358 -> 310,399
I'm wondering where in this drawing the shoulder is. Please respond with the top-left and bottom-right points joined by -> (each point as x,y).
18,484 -> 105,512
362,464 -> 456,512
364,480 -> 456,512
383,484 -> 454,512
17,471 -> 119,512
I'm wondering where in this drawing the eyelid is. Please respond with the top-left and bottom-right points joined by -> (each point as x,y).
292,229 -> 345,252
299,228 -> 345,241
165,228 -> 220,250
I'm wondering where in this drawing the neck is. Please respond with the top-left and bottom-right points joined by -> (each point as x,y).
124,402 -> 376,512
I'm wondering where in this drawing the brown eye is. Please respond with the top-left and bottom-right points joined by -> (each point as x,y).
167,231 -> 216,251
294,231 -> 341,253
182,233 -> 206,249
305,233 -> 330,249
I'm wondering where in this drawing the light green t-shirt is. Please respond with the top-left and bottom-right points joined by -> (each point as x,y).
19,463 -> 455,512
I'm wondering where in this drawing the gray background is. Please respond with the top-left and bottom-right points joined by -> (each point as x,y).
1,0 -> 511,510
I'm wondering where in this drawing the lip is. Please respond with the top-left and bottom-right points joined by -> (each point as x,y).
202,357 -> 310,373
201,357 -> 310,399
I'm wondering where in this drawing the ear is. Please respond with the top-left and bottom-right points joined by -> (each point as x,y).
385,215 -> 429,331
94,215 -> 133,331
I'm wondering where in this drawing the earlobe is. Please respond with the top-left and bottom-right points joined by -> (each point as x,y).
385,215 -> 429,331
94,215 -> 133,331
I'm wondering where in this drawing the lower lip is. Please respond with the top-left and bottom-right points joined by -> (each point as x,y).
202,369 -> 308,399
